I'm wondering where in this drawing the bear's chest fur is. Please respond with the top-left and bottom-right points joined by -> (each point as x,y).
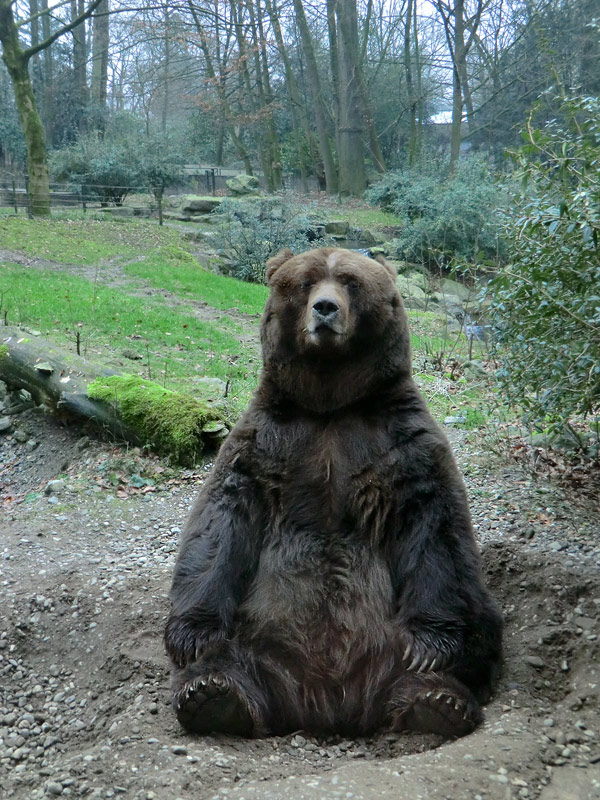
236,412 -> 398,669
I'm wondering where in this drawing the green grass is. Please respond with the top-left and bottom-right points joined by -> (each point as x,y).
0,212 -> 495,433
124,246 -> 269,315
0,215 -> 182,265
0,263 -> 262,414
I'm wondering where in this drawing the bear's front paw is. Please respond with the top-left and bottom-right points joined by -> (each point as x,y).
398,629 -> 461,673
164,615 -> 225,667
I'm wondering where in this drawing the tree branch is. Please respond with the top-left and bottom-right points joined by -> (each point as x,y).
23,0 -> 105,60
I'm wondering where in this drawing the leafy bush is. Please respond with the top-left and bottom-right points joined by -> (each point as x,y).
50,116 -> 183,205
365,156 -> 504,268
212,198 -> 329,283
487,96 -> 600,437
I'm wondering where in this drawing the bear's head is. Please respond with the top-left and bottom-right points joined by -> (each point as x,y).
260,248 -> 412,412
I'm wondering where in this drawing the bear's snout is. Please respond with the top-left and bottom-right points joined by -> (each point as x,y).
306,282 -> 349,341
313,295 -> 340,322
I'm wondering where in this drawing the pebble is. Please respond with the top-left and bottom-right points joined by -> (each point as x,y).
45,781 -> 64,796
171,745 -> 187,756
525,655 -> 545,668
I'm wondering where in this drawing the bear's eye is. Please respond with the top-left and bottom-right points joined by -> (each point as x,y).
300,279 -> 314,291
346,279 -> 360,291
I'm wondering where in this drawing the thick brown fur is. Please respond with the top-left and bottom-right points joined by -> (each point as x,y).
165,248 -> 503,739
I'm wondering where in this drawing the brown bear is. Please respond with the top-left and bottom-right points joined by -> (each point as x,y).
165,247 -> 503,739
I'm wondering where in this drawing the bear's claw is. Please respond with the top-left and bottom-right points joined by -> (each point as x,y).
394,687 -> 482,738
174,672 -> 255,736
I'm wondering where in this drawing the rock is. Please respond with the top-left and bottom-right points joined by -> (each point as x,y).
357,228 -> 387,246
324,220 -> 350,236
179,195 -> 222,214
465,323 -> 486,341
369,245 -> 390,257
0,379 -> 7,399
161,211 -> 192,222
396,277 -> 428,302
101,207 -> 136,218
13,430 -> 28,443
4,388 -> 34,414
402,296 -> 429,310
396,268 -> 428,288
444,415 -> 467,426
45,480 -> 66,495
122,349 -> 143,361
0,415 -> 12,433
463,360 -> 487,378
439,277 -> 476,302
34,362 -> 54,374
45,781 -> 64,796
431,292 -> 464,315
525,655 -> 545,668
171,745 -> 188,755
226,174 -> 261,196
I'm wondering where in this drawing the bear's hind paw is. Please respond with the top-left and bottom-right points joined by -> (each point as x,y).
174,672 -> 254,736
392,687 -> 483,738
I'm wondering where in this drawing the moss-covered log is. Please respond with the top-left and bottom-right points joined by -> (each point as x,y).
0,326 -> 228,464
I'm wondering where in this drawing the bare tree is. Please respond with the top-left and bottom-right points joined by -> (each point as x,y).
434,0 -> 489,168
0,0 -> 104,215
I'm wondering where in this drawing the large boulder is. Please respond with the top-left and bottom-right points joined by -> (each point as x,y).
226,174 -> 261,196
404,270 -> 428,290
180,195 -> 223,214
439,278 -> 475,302
431,291 -> 464,317
324,220 -> 350,236
397,276 -> 428,303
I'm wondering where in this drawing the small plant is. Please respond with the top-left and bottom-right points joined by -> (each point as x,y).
212,198 -> 329,283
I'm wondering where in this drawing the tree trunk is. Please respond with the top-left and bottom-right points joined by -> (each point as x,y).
253,0 -> 282,189
264,0 -> 309,191
292,0 -> 338,193
71,0 -> 88,134
187,0 -> 254,175
404,0 -> 418,166
0,326 -> 136,442
91,0 -> 109,122
0,327 -> 228,462
40,0 -> 53,146
0,0 -> 51,216
335,0 -> 366,195
161,4 -> 170,135
231,0 -> 271,182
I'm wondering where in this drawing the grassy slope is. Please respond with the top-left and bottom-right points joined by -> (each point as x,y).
0,214 -> 488,427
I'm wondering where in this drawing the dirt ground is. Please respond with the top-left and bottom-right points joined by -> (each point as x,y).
1,405 -> 599,800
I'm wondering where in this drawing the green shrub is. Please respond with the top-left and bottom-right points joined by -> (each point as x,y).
212,198 -> 329,283
365,156 -> 504,269
50,117 -> 183,205
487,96 -> 600,437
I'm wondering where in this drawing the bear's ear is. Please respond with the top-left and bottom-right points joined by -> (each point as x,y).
374,253 -> 396,280
266,249 -> 294,284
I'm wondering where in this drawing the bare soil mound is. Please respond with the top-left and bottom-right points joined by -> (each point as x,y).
1,412 -> 599,799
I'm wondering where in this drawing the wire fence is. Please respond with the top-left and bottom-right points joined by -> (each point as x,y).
0,167 -> 229,221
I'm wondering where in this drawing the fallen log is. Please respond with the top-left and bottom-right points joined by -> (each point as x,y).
0,326 -> 228,464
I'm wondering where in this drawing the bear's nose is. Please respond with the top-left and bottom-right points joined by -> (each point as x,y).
312,296 -> 340,319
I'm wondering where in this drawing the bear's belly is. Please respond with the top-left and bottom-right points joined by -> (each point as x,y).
238,533 -> 395,676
